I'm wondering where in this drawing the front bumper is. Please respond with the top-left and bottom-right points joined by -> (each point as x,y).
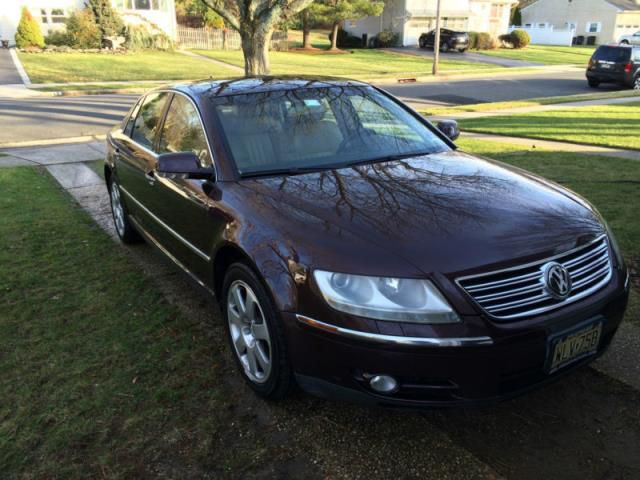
283,271 -> 629,408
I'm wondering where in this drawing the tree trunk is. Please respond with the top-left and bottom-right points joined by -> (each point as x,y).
241,28 -> 272,76
330,21 -> 340,50
302,10 -> 312,49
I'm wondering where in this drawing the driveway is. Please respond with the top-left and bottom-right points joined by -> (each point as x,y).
0,49 -> 24,84
388,46 -> 544,67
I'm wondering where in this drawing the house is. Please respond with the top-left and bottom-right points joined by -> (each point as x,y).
521,0 -> 640,44
0,0 -> 178,45
344,0 -> 518,47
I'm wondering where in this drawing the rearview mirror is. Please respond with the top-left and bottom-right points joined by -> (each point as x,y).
157,152 -> 214,180
437,120 -> 460,142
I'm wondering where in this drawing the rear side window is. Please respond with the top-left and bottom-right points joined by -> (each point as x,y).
158,94 -> 212,167
593,46 -> 631,62
131,92 -> 169,149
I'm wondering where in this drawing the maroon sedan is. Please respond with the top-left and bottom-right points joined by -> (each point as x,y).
105,78 -> 630,407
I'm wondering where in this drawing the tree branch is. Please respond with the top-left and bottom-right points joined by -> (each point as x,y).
200,0 -> 241,31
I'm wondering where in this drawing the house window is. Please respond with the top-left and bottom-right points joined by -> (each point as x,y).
565,22 -> 576,30
537,22 -> 548,28
50,8 -> 66,23
40,8 -> 48,23
586,22 -> 601,33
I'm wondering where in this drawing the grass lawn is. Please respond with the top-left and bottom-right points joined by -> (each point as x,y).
421,90 -> 640,116
288,29 -> 331,49
31,82 -> 165,93
458,102 -> 640,150
18,50 -> 240,84
476,45 -> 595,65
193,48 -> 502,79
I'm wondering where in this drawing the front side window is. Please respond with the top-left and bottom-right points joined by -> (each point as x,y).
212,86 -> 450,176
159,94 -> 212,167
131,92 -> 169,149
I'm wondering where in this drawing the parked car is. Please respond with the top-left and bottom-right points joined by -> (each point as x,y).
106,78 -> 629,408
419,28 -> 469,52
586,44 -> 640,89
619,31 -> 640,45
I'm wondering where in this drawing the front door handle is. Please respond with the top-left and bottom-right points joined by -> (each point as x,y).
145,171 -> 156,185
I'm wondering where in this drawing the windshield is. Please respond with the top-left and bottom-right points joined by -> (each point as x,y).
211,86 -> 450,177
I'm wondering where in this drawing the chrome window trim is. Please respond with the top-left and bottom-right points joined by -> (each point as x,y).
156,89 -> 218,180
120,186 -> 211,261
295,315 -> 494,347
456,235 -> 613,320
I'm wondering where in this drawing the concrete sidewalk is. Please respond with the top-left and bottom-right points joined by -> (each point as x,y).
0,140 -> 106,167
429,94 -> 640,121
462,131 -> 640,161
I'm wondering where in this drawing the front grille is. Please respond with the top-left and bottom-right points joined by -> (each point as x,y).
457,235 -> 612,321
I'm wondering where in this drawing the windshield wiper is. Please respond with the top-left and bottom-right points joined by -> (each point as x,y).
240,152 -> 433,179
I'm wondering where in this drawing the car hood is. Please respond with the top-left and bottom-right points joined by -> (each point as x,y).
239,151 -> 605,276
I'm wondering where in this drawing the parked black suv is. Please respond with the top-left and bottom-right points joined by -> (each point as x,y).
419,28 -> 469,53
586,44 -> 640,89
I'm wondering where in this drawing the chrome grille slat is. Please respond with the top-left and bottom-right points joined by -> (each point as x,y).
475,282 -> 544,302
463,271 -> 540,293
457,235 -> 612,321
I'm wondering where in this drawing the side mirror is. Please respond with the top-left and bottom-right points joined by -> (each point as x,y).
437,120 -> 460,141
157,152 -> 214,180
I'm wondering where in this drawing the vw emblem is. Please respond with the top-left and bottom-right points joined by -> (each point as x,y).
543,262 -> 572,300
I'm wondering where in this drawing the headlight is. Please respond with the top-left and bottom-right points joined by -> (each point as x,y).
313,270 -> 460,324
604,223 -> 624,268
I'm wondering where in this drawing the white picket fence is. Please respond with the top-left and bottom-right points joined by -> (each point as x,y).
509,25 -> 575,46
177,26 -> 288,51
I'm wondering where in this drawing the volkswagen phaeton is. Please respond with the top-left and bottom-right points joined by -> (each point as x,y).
105,77 -> 630,407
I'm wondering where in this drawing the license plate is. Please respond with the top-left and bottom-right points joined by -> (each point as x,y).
547,321 -> 602,373
600,63 -> 611,69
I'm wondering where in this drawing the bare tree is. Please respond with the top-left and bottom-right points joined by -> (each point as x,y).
200,0 -> 315,76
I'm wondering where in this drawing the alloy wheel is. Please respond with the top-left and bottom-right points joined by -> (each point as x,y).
110,182 -> 126,237
227,280 -> 272,384
634,77 -> 640,90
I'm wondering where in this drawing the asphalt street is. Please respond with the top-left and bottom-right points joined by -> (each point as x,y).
0,69 -> 627,145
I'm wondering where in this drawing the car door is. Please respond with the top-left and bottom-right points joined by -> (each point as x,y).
115,92 -> 170,235
145,92 -> 223,280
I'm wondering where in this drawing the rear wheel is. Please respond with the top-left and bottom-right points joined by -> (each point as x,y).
621,40 -> 629,45
419,38 -> 426,49
634,76 -> 640,90
222,263 -> 293,399
440,42 -> 450,52
109,177 -> 141,244
588,78 -> 600,88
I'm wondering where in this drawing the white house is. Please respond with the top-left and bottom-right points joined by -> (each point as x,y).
521,0 -> 640,44
0,0 -> 178,45
344,0 -> 518,47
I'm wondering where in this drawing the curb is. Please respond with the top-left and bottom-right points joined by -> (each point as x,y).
9,48 -> 31,86
0,134 -> 106,149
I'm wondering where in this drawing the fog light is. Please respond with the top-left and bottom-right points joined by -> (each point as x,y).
369,375 -> 398,394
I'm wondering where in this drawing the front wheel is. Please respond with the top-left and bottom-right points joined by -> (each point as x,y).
588,78 -> 600,88
440,42 -> 450,52
222,263 -> 293,400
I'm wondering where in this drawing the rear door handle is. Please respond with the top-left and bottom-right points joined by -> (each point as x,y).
145,171 -> 156,185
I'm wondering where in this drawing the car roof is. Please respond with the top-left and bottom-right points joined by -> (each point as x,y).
150,76 -> 371,99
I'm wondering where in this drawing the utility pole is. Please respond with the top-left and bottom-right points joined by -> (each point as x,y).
432,0 -> 442,75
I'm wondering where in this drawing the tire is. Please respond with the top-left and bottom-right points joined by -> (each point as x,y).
458,48 -> 467,53
222,262 -> 293,400
621,40 -> 629,45
634,76 -> 640,90
588,78 -> 600,88
440,42 -> 450,53
108,176 -> 142,244
419,38 -> 426,49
